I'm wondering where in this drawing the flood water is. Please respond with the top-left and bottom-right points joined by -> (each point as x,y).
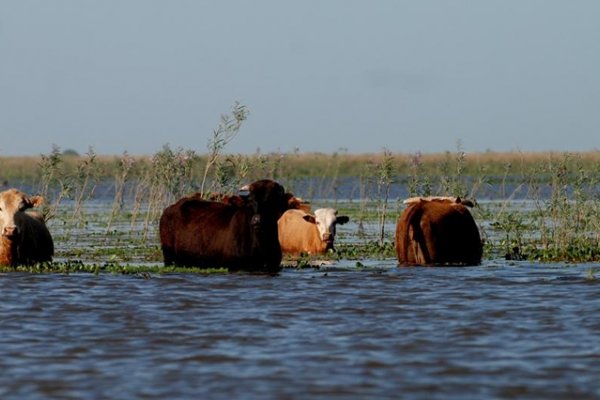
2,187 -> 600,399
2,261 -> 600,399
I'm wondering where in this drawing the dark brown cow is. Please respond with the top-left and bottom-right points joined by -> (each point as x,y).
207,193 -> 246,207
159,179 -> 291,273
0,189 -> 54,266
395,196 -> 482,266
209,192 -> 311,212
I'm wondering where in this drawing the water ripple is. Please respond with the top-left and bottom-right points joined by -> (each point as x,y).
1,264 -> 600,399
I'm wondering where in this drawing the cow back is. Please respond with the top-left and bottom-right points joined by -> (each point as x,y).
159,179 -> 287,272
396,199 -> 482,265
278,209 -> 324,256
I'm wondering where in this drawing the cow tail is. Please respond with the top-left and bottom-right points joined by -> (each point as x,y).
406,206 -> 430,264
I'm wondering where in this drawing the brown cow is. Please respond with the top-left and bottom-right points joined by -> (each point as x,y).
209,192 -> 311,212
0,189 -> 54,266
278,208 -> 349,256
395,196 -> 482,266
207,193 -> 246,207
159,179 -> 291,273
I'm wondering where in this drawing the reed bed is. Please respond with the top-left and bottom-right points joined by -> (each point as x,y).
1,101 -> 599,266
4,149 -> 600,184
2,145 -> 599,266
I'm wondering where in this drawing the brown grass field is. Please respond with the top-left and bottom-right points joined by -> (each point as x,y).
2,149 -> 599,183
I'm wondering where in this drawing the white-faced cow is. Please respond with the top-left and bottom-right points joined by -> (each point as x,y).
278,208 -> 349,256
0,189 -> 54,266
159,179 -> 292,273
395,196 -> 482,266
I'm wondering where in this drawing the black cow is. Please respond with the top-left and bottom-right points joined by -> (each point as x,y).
159,179 -> 290,273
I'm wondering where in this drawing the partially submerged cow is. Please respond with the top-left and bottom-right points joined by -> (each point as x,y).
395,196 -> 482,266
159,179 -> 291,273
209,192 -> 311,212
278,208 -> 349,256
0,189 -> 54,266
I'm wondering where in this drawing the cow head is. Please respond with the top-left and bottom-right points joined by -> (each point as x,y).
0,189 -> 44,239
240,180 -> 288,230
304,208 -> 349,250
286,195 -> 311,213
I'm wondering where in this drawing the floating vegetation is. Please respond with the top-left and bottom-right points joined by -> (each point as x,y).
0,261 -> 228,275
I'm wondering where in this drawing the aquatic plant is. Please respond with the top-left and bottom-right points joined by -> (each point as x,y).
105,151 -> 135,235
407,151 -> 432,197
375,148 -> 395,246
0,260 -> 228,275
199,101 -> 248,197
6,142 -> 600,264
37,145 -> 68,221
70,147 -> 101,227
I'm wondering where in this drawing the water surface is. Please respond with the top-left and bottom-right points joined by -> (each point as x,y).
2,261 -> 600,399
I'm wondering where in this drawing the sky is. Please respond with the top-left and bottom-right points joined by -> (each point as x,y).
1,1 -> 599,156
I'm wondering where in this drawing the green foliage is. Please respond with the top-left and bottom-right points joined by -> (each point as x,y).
37,145 -> 67,220
0,261 -> 228,275
6,140 -> 600,265
70,147 -> 101,227
407,151 -> 432,197
106,151 -> 135,234
374,148 -> 395,246
484,152 -> 600,262
200,101 -> 249,197
336,241 -> 397,260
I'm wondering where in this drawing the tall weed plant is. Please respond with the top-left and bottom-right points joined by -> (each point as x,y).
200,101 -> 248,197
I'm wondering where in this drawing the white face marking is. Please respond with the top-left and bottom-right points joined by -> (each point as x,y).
313,208 -> 338,242
0,190 -> 28,237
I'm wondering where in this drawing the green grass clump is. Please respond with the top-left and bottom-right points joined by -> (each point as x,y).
336,241 -> 397,260
0,261 -> 228,275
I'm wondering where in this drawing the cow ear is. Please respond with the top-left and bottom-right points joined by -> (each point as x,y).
28,195 -> 45,208
239,184 -> 251,197
461,199 -> 475,208
302,215 -> 316,224
336,216 -> 350,225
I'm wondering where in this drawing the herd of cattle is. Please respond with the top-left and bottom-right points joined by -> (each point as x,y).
0,180 -> 483,272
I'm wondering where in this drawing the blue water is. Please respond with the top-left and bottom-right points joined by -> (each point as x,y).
1,262 -> 600,399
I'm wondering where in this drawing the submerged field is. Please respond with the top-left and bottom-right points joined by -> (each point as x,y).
2,148 -> 600,268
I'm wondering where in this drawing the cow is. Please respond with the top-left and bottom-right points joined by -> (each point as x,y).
0,189 -> 54,266
159,179 -> 291,273
209,192 -> 311,212
207,193 -> 246,207
395,196 -> 482,266
278,208 -> 349,256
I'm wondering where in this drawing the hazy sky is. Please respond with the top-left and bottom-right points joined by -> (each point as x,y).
1,1 -> 599,156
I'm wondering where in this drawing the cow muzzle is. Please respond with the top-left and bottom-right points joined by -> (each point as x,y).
2,225 -> 18,237
322,234 -> 334,250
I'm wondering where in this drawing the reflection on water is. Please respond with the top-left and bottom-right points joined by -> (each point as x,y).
1,262 -> 600,399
